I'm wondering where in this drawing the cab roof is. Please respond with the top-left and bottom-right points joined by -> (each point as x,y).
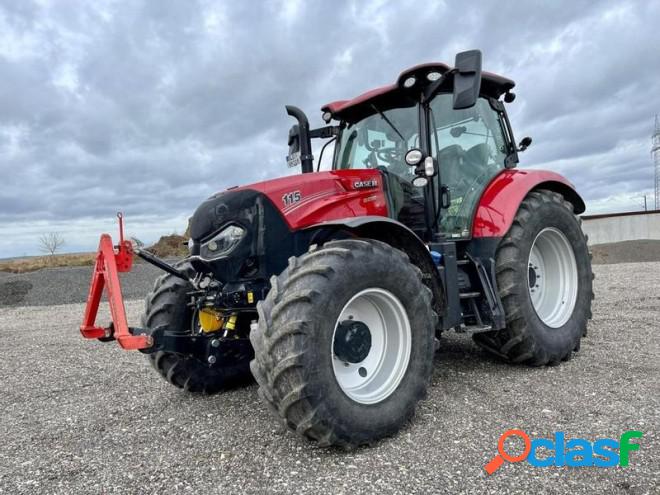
321,62 -> 515,123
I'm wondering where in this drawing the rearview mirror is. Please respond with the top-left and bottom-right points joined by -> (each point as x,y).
452,50 -> 482,110
517,136 -> 532,152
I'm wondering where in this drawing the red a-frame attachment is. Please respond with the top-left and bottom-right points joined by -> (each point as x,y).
80,213 -> 153,350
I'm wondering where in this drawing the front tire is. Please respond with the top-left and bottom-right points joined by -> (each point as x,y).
473,189 -> 594,365
250,239 -> 436,448
142,264 -> 252,393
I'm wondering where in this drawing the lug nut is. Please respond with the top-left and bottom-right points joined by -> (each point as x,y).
208,355 -> 217,364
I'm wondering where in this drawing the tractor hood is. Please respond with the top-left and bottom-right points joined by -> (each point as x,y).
187,169 -> 388,282
191,170 -> 389,241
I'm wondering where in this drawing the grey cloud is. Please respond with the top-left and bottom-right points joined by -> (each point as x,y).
0,0 -> 658,257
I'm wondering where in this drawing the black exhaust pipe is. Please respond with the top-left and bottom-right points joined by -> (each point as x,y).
285,105 -> 314,173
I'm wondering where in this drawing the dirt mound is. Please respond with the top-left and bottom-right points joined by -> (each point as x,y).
591,239 -> 660,264
146,234 -> 188,258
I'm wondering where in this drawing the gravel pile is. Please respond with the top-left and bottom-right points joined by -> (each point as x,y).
0,262 -> 658,493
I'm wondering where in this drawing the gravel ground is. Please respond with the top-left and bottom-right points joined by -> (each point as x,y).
0,263 -> 163,307
0,262 -> 658,494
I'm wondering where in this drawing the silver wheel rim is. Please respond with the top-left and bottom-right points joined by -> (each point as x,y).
528,227 -> 578,328
332,288 -> 412,405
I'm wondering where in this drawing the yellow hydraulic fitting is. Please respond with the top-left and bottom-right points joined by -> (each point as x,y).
198,308 -> 223,333
222,314 -> 238,337
224,314 -> 237,331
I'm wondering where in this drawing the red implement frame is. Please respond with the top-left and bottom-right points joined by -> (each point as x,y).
80,213 -> 153,350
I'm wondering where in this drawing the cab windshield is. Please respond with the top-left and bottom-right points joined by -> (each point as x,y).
333,95 -> 509,238
334,105 -> 419,179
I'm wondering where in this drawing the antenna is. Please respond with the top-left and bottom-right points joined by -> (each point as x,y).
653,115 -> 660,209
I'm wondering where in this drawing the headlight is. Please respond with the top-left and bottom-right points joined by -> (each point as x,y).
405,148 -> 423,166
200,225 -> 245,260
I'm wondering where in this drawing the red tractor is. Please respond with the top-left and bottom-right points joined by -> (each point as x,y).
81,51 -> 593,448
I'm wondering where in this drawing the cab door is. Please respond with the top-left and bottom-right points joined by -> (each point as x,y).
429,94 -> 511,238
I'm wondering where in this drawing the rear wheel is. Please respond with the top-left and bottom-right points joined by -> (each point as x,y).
473,189 -> 593,365
250,239 -> 436,448
141,263 -> 252,393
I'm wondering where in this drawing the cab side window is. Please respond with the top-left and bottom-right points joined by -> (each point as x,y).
429,95 -> 509,237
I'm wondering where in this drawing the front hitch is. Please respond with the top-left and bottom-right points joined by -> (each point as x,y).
79,212 -> 153,350
79,213 -> 255,367
79,212 -> 191,350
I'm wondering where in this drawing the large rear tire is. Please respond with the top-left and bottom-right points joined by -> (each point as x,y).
250,239 -> 436,448
141,264 -> 252,393
473,189 -> 594,365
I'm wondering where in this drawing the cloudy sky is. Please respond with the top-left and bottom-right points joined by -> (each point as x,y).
1,0 -> 659,257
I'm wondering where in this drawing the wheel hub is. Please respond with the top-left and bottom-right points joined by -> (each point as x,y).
333,320 -> 372,363
528,265 -> 538,288
331,288 -> 412,405
528,227 -> 578,328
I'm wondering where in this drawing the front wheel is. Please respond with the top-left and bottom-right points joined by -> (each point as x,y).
473,189 -> 594,366
141,264 -> 253,393
250,239 -> 436,448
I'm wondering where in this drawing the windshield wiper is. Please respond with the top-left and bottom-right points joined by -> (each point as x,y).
371,104 -> 405,141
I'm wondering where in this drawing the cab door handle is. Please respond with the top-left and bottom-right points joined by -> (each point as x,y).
440,185 -> 451,209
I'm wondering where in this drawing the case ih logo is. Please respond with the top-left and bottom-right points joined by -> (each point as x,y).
353,179 -> 378,189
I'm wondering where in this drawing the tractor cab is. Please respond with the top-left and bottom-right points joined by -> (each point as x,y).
331,91 -> 513,240
288,51 -> 522,242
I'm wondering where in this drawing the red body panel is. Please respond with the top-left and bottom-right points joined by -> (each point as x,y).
228,169 -> 389,230
472,169 -> 579,238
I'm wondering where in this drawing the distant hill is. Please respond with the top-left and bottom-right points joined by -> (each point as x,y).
0,234 -> 188,273
0,253 -> 97,273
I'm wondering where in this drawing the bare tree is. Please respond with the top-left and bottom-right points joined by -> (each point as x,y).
39,232 -> 65,256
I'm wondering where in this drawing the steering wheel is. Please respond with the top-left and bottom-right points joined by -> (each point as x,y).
376,147 -> 402,164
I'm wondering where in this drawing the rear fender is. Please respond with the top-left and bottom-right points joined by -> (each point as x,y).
304,216 -> 445,315
472,169 -> 585,238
